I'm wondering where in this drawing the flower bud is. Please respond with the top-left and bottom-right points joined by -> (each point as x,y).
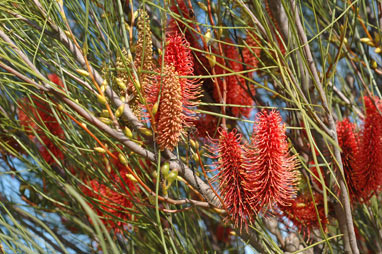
118,153 -> 128,165
116,78 -> 127,90
125,174 -> 137,182
205,29 -> 212,45
99,117 -> 112,125
97,94 -> 107,104
123,126 -> 133,138
94,147 -> 106,153
115,103 -> 125,118
76,69 -> 90,77
139,127 -> 152,137
198,2 -> 208,11
152,102 -> 159,115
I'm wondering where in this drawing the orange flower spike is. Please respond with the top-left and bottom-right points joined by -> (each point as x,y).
155,65 -> 183,150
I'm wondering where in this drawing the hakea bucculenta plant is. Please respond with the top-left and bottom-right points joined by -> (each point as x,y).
353,96 -> 382,201
207,128 -> 256,231
336,118 -> 360,202
246,110 -> 299,212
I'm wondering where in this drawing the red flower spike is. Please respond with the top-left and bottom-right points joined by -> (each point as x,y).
164,33 -> 201,123
213,42 -> 255,117
47,73 -> 64,89
207,128 -> 256,231
265,0 -> 286,55
82,168 -> 138,233
279,192 -> 328,238
18,75 -> 65,165
242,33 -> 261,75
309,161 -> 325,191
246,110 -> 299,212
215,225 -> 232,244
193,114 -> 219,141
336,118 -> 360,201
354,96 -> 382,201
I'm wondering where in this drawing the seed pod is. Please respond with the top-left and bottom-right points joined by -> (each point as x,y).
99,117 -> 112,125
161,162 -> 170,178
166,168 -> 178,184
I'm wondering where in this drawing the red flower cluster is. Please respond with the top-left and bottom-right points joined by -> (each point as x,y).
81,168 -> 138,233
164,33 -> 201,122
18,74 -> 65,165
242,33 -> 261,75
193,114 -> 219,140
336,118 -> 359,200
208,110 -> 299,230
279,192 -> 328,237
353,96 -> 382,201
215,225 -> 232,244
213,42 -> 255,117
208,128 -> 255,231
246,110 -> 299,211
264,0 -> 286,55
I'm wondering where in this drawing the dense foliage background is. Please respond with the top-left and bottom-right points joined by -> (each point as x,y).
1,0 -> 382,253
